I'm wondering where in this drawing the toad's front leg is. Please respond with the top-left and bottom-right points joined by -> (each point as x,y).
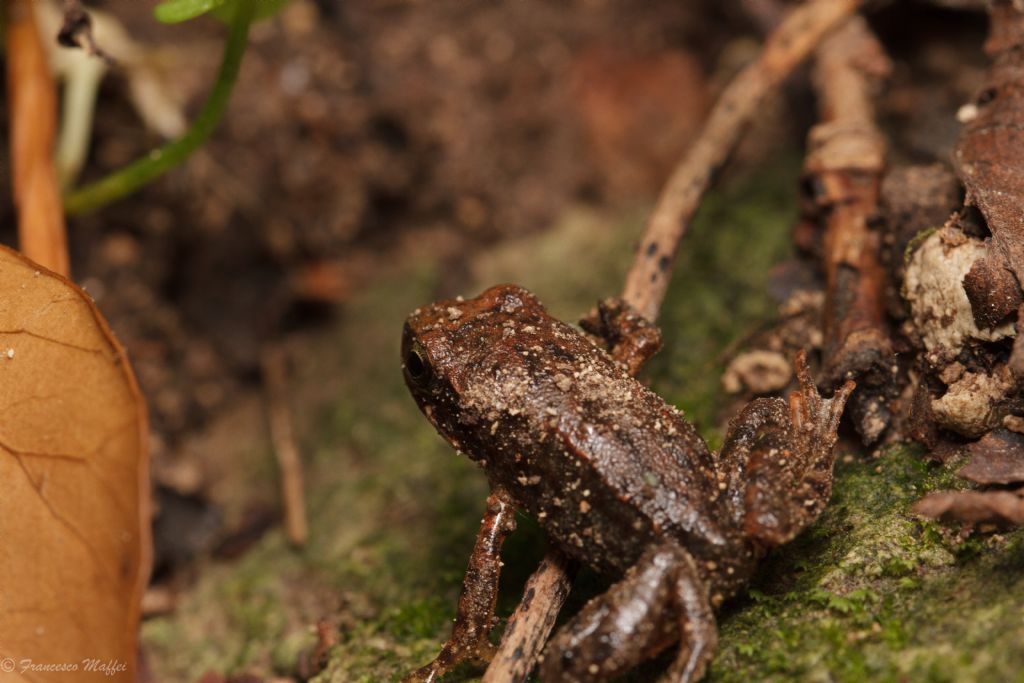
402,488 -> 517,683
539,541 -> 717,683
579,297 -> 662,375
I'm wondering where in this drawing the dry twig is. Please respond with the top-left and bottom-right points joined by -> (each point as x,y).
6,0 -> 70,276
621,0 -> 860,323
481,547 -> 575,683
804,17 -> 893,442
486,2 -> 861,679
262,344 -> 309,547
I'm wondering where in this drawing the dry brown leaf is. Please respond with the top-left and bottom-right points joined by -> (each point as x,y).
954,3 -> 1024,288
959,428 -> 1024,485
913,489 -> 1024,527
0,245 -> 150,680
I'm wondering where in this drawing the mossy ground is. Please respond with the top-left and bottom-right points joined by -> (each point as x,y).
711,447 -> 1024,683
142,160 -> 1024,682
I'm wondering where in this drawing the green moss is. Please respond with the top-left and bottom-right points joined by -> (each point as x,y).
709,445 -> 1024,683
904,226 -> 940,264
142,542 -> 315,678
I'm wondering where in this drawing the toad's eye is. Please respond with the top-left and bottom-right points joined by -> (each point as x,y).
405,347 -> 431,386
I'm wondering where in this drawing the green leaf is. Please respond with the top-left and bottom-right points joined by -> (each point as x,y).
65,0 -> 256,214
154,0 -> 229,23
213,0 -> 292,23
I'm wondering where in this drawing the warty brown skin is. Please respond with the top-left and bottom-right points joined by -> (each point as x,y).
400,284 -> 853,683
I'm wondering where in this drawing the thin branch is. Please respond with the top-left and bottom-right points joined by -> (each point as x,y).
63,1 -> 255,215
806,17 -> 893,442
262,344 -> 309,548
485,1 -> 862,679
621,0 -> 860,322
6,0 -> 70,276
481,546 -> 576,683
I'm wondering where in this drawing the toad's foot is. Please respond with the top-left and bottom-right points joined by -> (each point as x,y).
580,297 -> 662,375
718,350 -> 854,548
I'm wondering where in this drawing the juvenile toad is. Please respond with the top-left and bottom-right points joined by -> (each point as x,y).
401,284 -> 852,682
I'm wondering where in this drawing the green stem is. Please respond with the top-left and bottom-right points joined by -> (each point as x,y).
63,2 -> 255,215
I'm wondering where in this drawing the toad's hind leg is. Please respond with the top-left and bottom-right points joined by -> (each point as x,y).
539,542 -> 716,683
721,351 -> 854,546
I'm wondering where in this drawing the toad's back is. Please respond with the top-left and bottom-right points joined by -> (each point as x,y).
402,285 -> 738,576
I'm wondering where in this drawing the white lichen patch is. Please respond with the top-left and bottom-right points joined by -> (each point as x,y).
932,366 -> 1016,438
903,228 -> 1016,361
721,350 -> 792,394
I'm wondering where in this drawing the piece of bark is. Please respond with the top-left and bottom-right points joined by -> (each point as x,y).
953,2 -> 1024,292
1010,303 -> 1024,380
1003,414 -> 1024,433
962,252 -> 1023,329
805,17 -> 894,444
908,366 -> 942,449
928,440 -> 968,465
297,618 -> 338,680
963,253 -> 1024,329
877,164 -> 961,321
914,489 -> 1024,527
959,428 -> 1024,484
